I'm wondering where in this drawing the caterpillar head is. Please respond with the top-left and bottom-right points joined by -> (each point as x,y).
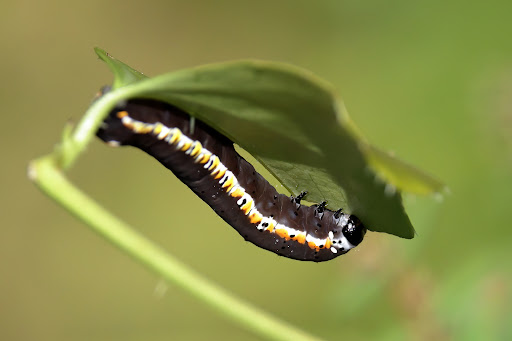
342,215 -> 366,247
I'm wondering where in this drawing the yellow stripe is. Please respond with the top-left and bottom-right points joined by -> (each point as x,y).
153,123 -> 163,136
140,123 -> 153,134
190,142 -> 202,157
181,140 -> 192,151
222,176 -> 234,190
168,129 -> 182,144
208,156 -> 220,171
265,221 -> 275,232
211,165 -> 222,177
214,168 -> 227,179
199,152 -> 211,164
132,121 -> 144,133
225,182 -> 236,192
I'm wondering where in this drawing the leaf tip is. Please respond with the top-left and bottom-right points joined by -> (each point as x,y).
433,185 -> 451,202
94,47 -> 109,60
27,161 -> 38,182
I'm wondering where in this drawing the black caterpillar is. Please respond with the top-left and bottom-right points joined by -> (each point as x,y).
97,95 -> 366,262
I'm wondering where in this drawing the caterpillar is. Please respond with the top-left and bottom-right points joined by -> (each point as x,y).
96,95 -> 366,262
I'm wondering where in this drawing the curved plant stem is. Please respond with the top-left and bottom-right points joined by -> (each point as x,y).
28,87 -> 324,341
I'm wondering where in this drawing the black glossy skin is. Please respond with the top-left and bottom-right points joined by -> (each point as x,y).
97,99 -> 366,261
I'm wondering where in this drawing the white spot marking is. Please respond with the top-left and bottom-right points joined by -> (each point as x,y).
107,140 -> 121,147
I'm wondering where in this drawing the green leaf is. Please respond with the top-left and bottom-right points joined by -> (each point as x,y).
95,49 -> 443,239
362,144 -> 446,195
94,47 -> 147,88
340,113 -> 446,196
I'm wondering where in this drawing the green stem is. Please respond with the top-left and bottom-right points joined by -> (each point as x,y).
28,87 -> 324,340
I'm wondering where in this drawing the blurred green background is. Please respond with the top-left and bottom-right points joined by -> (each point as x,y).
3,0 -> 511,340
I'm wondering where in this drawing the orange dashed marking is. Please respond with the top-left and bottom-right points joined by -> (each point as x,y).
265,222 -> 275,232
230,188 -> 244,198
275,228 -> 290,240
241,200 -> 253,215
116,111 -> 128,118
294,234 -> 306,244
324,239 -> 331,249
308,241 -> 318,250
249,212 -> 262,224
